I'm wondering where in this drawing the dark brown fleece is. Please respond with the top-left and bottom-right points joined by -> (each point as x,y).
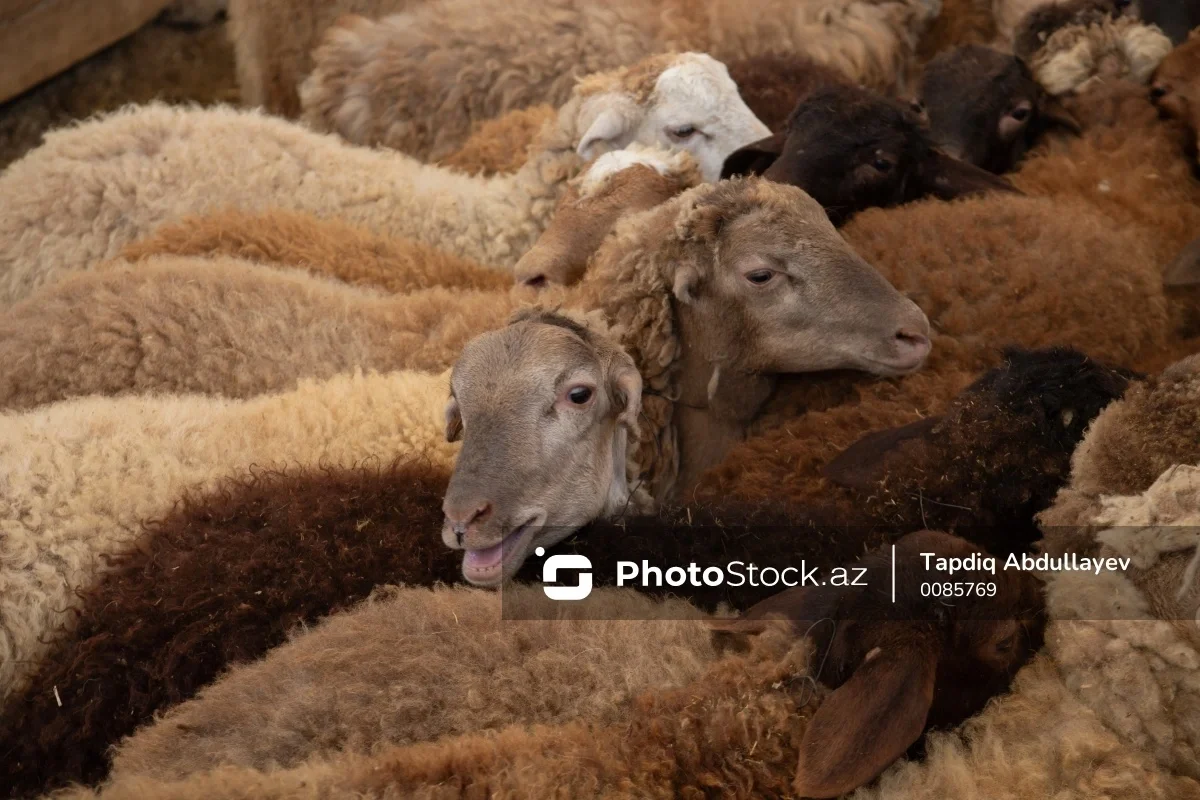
0,458 -> 457,798
726,53 -> 852,133
697,348 -> 1137,556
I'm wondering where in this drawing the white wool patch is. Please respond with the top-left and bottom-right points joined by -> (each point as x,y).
577,146 -> 683,196
1034,19 -> 1172,96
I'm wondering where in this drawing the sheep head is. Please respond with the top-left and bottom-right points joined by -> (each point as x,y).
717,530 -> 1045,798
1150,30 -> 1200,168
919,45 -> 1081,174
514,145 -> 702,287
571,52 -> 771,182
655,178 -> 932,379
722,83 -> 1021,224
442,310 -> 642,586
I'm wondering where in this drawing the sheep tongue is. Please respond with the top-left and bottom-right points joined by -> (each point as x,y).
464,541 -> 505,571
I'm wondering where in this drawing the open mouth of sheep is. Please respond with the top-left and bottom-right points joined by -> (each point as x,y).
461,520 -> 536,584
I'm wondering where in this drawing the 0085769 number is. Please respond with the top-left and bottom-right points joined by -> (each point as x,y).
920,582 -> 997,597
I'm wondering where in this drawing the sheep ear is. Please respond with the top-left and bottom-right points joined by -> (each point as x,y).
1040,95 -> 1082,135
577,108 -> 630,160
609,358 -> 643,431
720,133 -> 784,178
1163,235 -> 1200,287
824,415 -> 942,489
919,151 -> 1022,201
444,396 -> 463,442
672,264 -> 701,304
793,641 -> 937,798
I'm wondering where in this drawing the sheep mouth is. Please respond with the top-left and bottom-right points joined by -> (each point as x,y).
460,518 -> 538,587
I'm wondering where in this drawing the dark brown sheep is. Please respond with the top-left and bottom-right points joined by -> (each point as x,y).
919,44 -> 1081,174
723,81 -> 1018,226
0,458 -> 457,798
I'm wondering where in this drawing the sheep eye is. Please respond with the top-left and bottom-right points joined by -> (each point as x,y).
872,155 -> 894,173
1008,106 -> 1031,122
994,634 -> 1016,654
667,124 -> 698,141
745,270 -> 775,285
567,386 -> 593,405
1150,85 -> 1168,100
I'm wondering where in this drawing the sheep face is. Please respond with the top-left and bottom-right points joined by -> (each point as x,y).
672,179 -> 931,378
442,312 -> 641,586
919,45 -> 1081,174
722,84 -> 1020,225
575,53 -> 771,183
1151,30 -> 1200,166
728,530 -> 1045,798
514,147 -> 701,287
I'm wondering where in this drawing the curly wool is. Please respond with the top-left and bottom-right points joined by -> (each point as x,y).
0,256 -> 554,410
118,209 -> 512,293
0,369 -> 456,705
0,459 -> 458,797
104,586 -> 720,784
53,624 -> 814,800
299,0 -> 937,158
1031,15 -> 1173,95
437,105 -> 558,176
0,100 -> 579,304
853,464 -> 1200,799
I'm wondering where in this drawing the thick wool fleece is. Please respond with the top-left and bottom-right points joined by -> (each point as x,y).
225,0 -> 420,115
437,105 -> 558,176
299,0 -> 937,158
118,210 -> 512,293
106,586 -> 720,783
0,369 -> 456,704
1012,80 -> 1200,284
696,192 -> 1182,510
54,624 -> 814,800
0,460 -> 458,798
0,256 -> 553,410
853,465 -> 1200,799
1040,353 -> 1200,537
0,100 -> 579,304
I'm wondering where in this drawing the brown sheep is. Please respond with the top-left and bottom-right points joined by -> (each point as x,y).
118,209 -> 512,293
1151,29 -> 1200,166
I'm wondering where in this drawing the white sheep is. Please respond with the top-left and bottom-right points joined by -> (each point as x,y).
0,52 -> 768,305
299,0 -> 941,158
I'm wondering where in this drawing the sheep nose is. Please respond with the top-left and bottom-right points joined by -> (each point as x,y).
894,328 -> 932,362
442,501 -> 493,543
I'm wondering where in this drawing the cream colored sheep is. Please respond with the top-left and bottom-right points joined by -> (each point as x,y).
0,52 -> 768,305
0,368 -> 455,703
300,0 -> 939,158
105,585 -> 721,782
0,256 -> 554,410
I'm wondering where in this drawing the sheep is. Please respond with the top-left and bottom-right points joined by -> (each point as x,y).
849,467 -> 1200,799
918,44 -> 1083,173
0,256 -> 544,410
0,460 -> 460,796
117,209 -> 513,293
0,52 -> 768,304
0,357 -> 1082,796
1151,29 -> 1200,166
53,531 -> 1041,800
691,187 -> 1193,527
225,0 -> 417,115
298,0 -> 940,159
722,81 -> 1020,226
514,144 -> 703,286
1011,0 -> 1136,62
0,368 -> 458,706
